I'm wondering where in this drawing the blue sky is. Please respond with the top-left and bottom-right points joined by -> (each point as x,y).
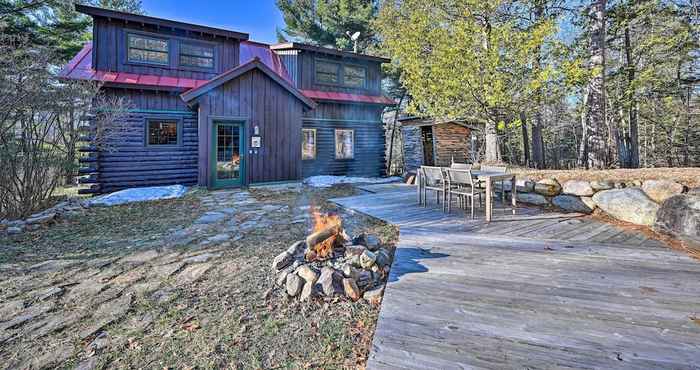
141,0 -> 286,44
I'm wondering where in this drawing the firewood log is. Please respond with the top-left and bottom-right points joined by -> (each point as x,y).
306,224 -> 341,249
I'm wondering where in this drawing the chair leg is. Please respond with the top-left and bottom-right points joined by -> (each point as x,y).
470,196 -> 475,219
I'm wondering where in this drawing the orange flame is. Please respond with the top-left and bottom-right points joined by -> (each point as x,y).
308,205 -> 342,261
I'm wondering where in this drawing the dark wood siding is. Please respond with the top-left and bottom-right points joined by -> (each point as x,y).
302,103 -> 385,177
93,17 -> 239,80
96,89 -> 198,193
294,51 -> 382,95
196,69 -> 305,186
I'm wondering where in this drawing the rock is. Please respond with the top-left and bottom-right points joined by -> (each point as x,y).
183,252 -> 221,263
642,180 -> 684,203
592,188 -> 660,226
296,265 -> 319,284
375,248 -> 392,267
355,270 -> 372,288
655,194 -> 700,247
345,245 -> 367,256
517,193 -> 549,206
285,273 -> 303,297
363,286 -> 384,305
276,265 -> 294,286
300,281 -> 315,301
580,196 -> 597,211
552,195 -> 593,214
342,278 -> 361,301
534,178 -> 562,196
364,235 -> 381,251
194,211 -> 226,224
203,233 -> 230,245
25,212 -> 56,225
351,233 -> 368,246
516,179 -> 536,193
589,180 -> 615,191
341,264 -> 358,279
614,181 -> 626,189
286,240 -> 306,256
175,263 -> 212,285
272,251 -> 293,271
562,180 -> 594,197
317,267 -> 343,296
6,226 -> 22,235
688,187 -> 700,196
359,250 -> 377,269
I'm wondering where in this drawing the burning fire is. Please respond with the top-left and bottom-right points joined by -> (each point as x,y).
306,206 -> 344,261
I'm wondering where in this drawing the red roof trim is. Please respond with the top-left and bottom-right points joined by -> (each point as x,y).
300,90 -> 395,105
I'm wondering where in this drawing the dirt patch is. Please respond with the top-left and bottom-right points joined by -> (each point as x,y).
0,184 -> 397,369
511,167 -> 700,187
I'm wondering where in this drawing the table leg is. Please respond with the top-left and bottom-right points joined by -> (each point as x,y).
511,175 -> 517,215
416,171 -> 421,205
485,177 -> 493,222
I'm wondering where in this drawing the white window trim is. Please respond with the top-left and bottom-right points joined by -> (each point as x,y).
334,129 -> 354,160
302,128 -> 317,160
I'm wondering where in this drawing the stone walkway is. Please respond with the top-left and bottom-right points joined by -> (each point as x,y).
332,185 -> 700,370
0,187 -> 312,369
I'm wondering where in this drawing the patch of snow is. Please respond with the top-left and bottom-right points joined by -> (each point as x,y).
304,176 -> 402,188
87,185 -> 188,207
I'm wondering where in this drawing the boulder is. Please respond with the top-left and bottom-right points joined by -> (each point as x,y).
285,273 -> 303,297
688,187 -> 700,196
7,226 -> 23,235
642,180 -> 684,203
580,196 -> 597,211
655,194 -> 700,247
317,267 -> 343,296
342,278 -> 361,301
552,195 -> 593,214
345,245 -> 367,256
299,281 -> 316,301
534,178 -> 562,196
592,188 -> 660,226
364,235 -> 381,251
375,249 -> 392,268
517,193 -> 549,206
271,251 -> 293,271
363,286 -> 385,305
562,181 -> 594,197
590,180 -> 614,191
296,265 -> 319,284
275,265 -> 294,287
516,180 -> 535,193
359,250 -> 377,269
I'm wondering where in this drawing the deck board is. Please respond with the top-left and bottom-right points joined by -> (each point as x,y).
331,185 -> 700,370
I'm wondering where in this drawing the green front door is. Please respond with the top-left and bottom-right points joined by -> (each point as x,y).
211,121 -> 245,188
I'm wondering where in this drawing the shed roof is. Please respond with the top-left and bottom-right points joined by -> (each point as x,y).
271,42 -> 390,63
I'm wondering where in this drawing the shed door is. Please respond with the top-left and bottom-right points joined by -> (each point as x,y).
421,126 -> 435,166
211,121 -> 245,188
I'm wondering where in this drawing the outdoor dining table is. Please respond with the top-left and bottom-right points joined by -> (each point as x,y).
416,168 -> 517,222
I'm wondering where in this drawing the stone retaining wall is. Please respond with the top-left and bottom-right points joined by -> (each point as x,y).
512,177 -> 699,247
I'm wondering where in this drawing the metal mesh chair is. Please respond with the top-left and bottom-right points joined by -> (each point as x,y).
420,166 -> 447,211
446,169 -> 485,219
450,162 -> 472,170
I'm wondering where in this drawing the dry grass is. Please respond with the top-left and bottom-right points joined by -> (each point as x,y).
510,167 -> 700,187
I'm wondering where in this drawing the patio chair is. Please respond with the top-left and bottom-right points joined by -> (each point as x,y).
445,169 -> 485,219
420,166 -> 447,211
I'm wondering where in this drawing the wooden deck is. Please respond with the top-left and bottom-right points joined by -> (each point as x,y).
333,184 -> 700,370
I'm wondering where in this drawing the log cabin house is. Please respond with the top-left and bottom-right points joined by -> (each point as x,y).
399,117 -> 480,173
59,5 -> 394,193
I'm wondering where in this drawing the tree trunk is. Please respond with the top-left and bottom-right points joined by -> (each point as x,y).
583,0 -> 607,169
623,25 -> 639,168
520,111 -> 530,166
484,120 -> 499,163
531,1 -> 546,169
386,93 -> 406,176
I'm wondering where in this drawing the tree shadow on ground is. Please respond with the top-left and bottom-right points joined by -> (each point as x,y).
388,247 -> 449,282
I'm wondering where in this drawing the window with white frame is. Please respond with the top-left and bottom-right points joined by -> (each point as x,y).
334,129 -> 354,159
302,128 -> 316,160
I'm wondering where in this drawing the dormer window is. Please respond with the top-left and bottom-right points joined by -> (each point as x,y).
343,65 -> 366,88
128,34 -> 169,65
180,43 -> 215,69
315,60 -> 340,84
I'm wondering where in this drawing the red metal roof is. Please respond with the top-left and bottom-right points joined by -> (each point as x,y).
60,42 -> 395,105
300,89 -> 395,105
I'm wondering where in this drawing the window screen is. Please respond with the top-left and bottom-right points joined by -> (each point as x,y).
315,60 -> 340,84
128,34 -> 169,65
180,43 -> 215,68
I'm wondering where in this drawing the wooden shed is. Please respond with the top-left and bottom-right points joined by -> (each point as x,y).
399,117 -> 480,172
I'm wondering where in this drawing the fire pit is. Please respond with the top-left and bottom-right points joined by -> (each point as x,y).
272,207 -> 391,304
